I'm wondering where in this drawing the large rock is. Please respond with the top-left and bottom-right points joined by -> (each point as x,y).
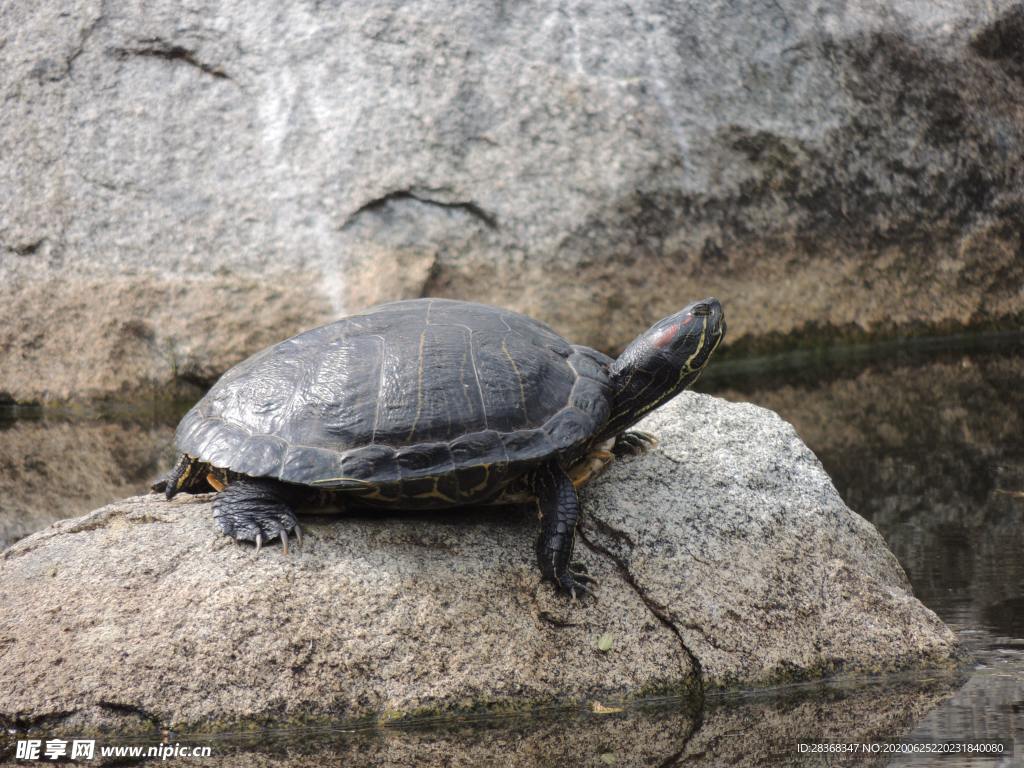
2,0 -> 1023,402
0,394 -> 961,734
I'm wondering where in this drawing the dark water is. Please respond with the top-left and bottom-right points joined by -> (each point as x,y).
699,332 -> 1024,766
2,333 -> 1023,766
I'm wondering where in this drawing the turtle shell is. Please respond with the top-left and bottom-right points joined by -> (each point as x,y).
175,299 -> 613,507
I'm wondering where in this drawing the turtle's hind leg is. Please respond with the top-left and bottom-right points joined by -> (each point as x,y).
212,478 -> 302,554
154,454 -> 212,499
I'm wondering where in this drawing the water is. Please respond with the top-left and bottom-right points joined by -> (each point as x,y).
698,332 -> 1024,765
1,334 -> 1022,765
0,402 -> 181,549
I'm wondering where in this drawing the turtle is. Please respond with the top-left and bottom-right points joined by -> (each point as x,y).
158,297 -> 725,597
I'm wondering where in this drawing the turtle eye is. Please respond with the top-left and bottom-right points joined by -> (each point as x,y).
691,303 -> 711,317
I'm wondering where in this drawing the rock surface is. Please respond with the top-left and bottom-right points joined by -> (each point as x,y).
2,0 -> 1023,402
0,394 -> 961,735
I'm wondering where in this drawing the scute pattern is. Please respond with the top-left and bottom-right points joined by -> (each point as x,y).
175,299 -> 614,505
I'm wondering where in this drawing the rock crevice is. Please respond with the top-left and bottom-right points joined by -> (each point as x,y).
578,520 -> 706,694
108,40 -> 231,80
342,190 -> 499,232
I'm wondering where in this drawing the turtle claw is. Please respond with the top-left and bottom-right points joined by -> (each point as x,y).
278,525 -> 305,554
572,571 -> 599,587
559,572 -> 597,601
212,479 -> 300,554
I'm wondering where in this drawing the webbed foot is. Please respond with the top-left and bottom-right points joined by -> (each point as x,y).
613,430 -> 658,457
212,478 -> 302,554
562,568 -> 600,599
558,570 -> 597,601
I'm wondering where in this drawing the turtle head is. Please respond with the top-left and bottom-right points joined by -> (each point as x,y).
599,298 -> 726,439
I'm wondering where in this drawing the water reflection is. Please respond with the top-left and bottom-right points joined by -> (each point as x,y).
50,675 -> 955,767
0,407 -> 178,549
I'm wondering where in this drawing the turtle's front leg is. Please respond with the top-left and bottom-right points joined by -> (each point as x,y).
212,478 -> 302,554
533,462 -> 596,600
566,432 -> 659,490
568,438 -> 616,489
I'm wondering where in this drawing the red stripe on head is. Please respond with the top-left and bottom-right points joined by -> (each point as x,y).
653,321 -> 682,349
